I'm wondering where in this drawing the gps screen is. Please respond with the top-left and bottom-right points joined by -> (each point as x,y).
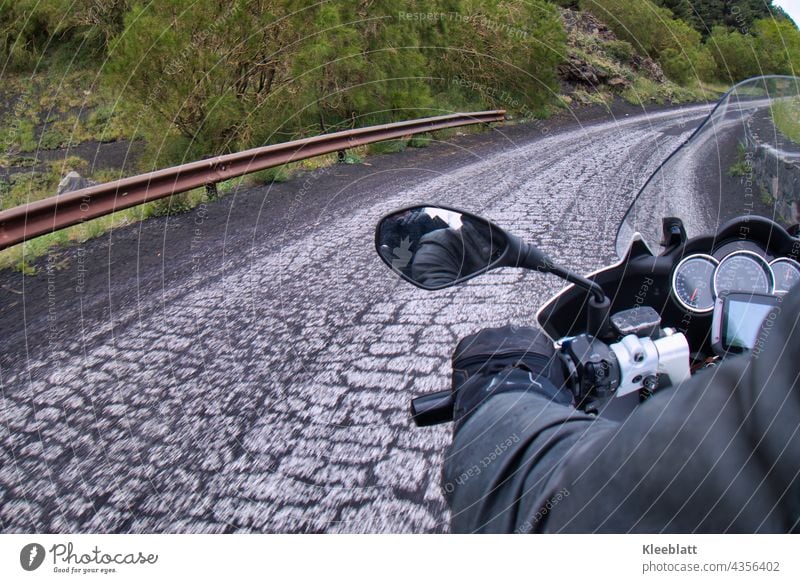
724,299 -> 776,350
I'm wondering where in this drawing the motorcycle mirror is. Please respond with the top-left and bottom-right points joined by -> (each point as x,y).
376,204 -> 612,336
375,205 -> 510,290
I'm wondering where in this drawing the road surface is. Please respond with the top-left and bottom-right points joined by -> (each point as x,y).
0,104 -> 711,533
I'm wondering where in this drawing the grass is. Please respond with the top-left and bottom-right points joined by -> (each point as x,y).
0,157 -> 89,211
620,77 -> 725,106
367,139 -> 408,155
247,166 -> 292,185
772,97 -> 800,145
728,143 -> 751,177
759,185 -> 774,205
340,151 -> 364,164
572,88 -> 614,106
1,207 -> 141,273
408,133 -> 433,148
0,69 -> 128,154
0,189 -> 212,273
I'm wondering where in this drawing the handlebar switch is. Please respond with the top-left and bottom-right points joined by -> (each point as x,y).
560,334 -> 621,401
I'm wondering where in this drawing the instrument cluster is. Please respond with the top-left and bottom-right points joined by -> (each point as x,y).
672,249 -> 800,313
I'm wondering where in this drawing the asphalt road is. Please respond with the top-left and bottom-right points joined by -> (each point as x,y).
0,103 -> 712,533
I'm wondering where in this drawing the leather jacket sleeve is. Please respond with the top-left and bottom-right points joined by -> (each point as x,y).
444,285 -> 800,533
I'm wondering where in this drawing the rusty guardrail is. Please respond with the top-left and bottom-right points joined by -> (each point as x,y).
0,110 -> 505,251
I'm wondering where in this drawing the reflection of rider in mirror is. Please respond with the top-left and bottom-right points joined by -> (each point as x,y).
379,209 -> 449,270
411,221 -> 495,288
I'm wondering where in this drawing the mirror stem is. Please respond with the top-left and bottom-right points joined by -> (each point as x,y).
516,242 -> 608,304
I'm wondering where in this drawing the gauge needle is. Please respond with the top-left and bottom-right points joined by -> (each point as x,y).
690,288 -> 698,302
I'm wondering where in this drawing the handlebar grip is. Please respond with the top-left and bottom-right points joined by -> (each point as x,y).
410,390 -> 454,426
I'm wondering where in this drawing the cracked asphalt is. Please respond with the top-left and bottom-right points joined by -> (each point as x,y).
0,103 -> 712,533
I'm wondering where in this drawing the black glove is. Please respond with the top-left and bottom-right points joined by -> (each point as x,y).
451,325 -> 572,431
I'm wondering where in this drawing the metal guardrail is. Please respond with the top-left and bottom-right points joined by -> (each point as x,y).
0,110 -> 505,251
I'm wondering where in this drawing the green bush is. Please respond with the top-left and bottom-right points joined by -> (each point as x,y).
603,40 -> 635,63
584,0 -> 718,83
0,117 -> 38,153
707,27 -> 759,82
367,140 -> 408,155
104,0 -> 566,167
247,167 -> 291,185
0,0 -> 130,70
692,46 -> 719,82
773,97 -> 800,144
660,48 -> 693,84
408,134 -> 433,148
584,0 -> 700,57
143,189 -> 207,217
753,18 -> 800,75
1,173 -> 51,210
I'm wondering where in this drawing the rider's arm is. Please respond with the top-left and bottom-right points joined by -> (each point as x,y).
444,388 -> 614,533
444,285 -> 800,533
547,285 -> 800,532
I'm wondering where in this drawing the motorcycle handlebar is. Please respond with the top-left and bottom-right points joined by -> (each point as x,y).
410,390 -> 454,426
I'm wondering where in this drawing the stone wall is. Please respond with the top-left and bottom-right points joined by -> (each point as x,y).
748,122 -> 800,227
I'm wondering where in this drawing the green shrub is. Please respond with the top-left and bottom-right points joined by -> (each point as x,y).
707,27 -> 759,82
48,156 -> 90,178
584,0 -> 700,57
247,166 -> 291,185
753,18 -> 800,75
603,40 -> 635,63
585,0 -> 712,84
773,97 -> 800,144
367,140 -> 408,155
340,151 -> 363,164
660,48 -> 693,84
143,189 -> 206,217
408,134 -> 433,148
692,46 -> 719,83
38,127 -> 70,150
104,1 -> 566,166
2,173 -> 51,210
85,106 -> 127,142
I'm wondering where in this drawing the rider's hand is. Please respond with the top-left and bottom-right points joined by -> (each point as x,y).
451,325 -> 572,431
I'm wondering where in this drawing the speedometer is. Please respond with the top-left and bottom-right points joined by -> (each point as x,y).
770,258 -> 800,294
714,250 -> 773,296
672,254 -> 717,312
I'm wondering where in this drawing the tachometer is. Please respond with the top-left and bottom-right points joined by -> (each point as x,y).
770,258 -> 800,294
714,250 -> 773,296
672,254 -> 717,312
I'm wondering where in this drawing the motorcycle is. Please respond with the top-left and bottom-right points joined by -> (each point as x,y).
374,75 -> 800,424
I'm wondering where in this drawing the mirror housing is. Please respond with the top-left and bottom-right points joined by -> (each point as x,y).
375,205 -> 514,290
375,204 -> 610,334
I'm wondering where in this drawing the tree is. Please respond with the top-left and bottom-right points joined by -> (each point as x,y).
753,18 -> 800,75
707,25 -> 759,81
105,0 -> 566,167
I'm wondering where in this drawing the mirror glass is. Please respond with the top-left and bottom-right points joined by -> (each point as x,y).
376,206 -> 509,290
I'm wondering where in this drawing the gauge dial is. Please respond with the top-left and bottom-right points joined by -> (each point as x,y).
673,254 -> 717,312
714,250 -> 773,296
770,258 -> 800,294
